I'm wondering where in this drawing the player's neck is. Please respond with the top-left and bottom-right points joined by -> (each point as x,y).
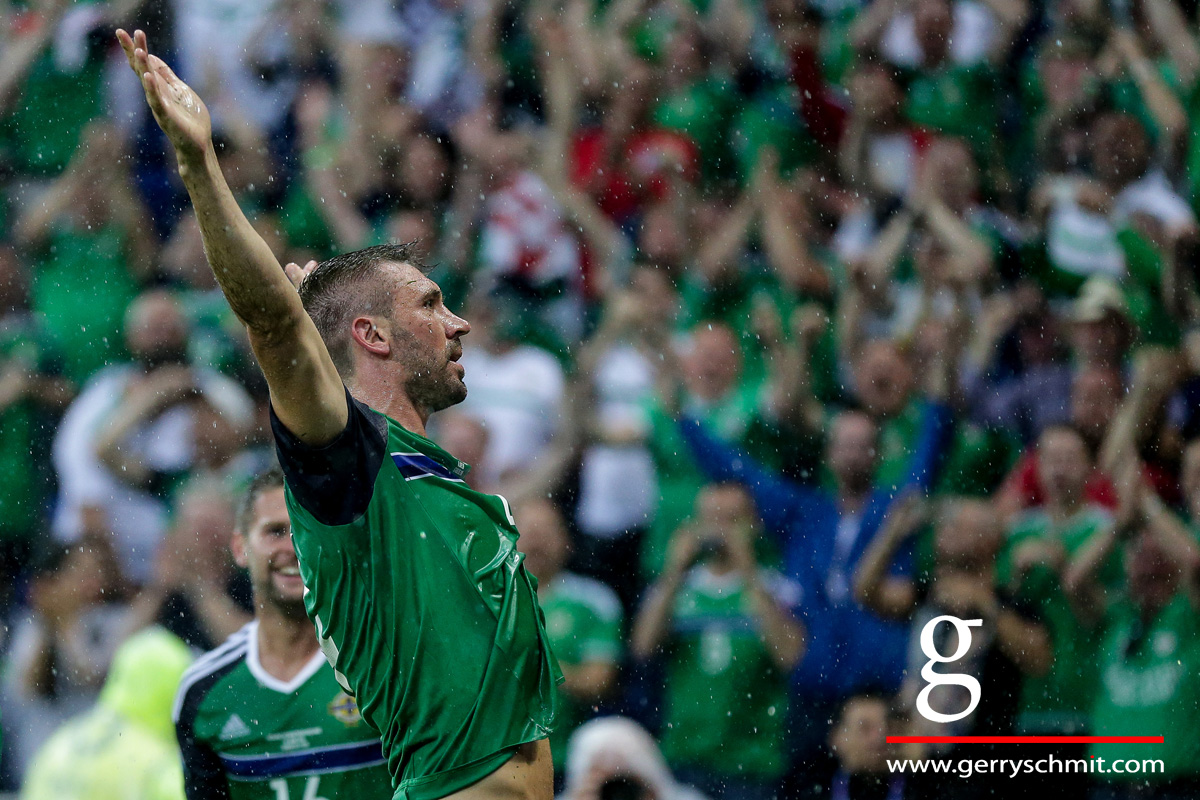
256,608 -> 321,682
348,378 -> 430,436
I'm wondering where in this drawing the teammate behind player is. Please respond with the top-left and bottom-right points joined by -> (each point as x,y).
117,29 -> 559,800
173,469 -> 392,800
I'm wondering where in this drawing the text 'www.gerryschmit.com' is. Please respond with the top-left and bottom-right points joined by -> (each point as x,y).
887,756 -> 1166,779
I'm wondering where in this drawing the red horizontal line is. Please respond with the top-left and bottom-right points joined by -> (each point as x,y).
888,736 -> 1164,744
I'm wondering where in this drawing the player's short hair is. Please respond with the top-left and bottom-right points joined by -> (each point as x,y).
298,242 -> 432,378
235,467 -> 286,536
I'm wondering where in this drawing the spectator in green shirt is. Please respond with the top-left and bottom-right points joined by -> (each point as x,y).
0,245 -> 74,610
856,494 -> 1051,735
0,1 -> 105,179
1065,473 -> 1200,800
632,483 -> 805,800
515,498 -> 623,773
850,0 -> 1011,169
13,122 -> 157,384
1000,425 -> 1116,738
643,319 -> 797,574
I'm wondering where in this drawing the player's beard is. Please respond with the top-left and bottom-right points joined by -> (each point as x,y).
271,595 -> 310,621
263,580 -> 310,620
256,564 -> 309,620
397,332 -> 467,414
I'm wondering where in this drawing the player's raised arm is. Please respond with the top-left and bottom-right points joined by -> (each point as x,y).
116,29 -> 347,445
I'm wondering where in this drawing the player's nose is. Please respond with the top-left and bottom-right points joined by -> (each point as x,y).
445,309 -> 470,338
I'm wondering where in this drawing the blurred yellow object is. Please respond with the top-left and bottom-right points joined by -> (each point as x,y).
19,627 -> 193,800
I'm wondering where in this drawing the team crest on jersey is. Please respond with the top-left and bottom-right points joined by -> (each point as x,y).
329,692 -> 363,725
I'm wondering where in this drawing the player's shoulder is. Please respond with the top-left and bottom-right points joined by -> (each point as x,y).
348,390 -> 391,440
554,571 -> 623,621
173,623 -> 254,724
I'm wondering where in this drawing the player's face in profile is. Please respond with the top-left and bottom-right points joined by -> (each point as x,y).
235,487 -> 306,615
387,263 -> 471,413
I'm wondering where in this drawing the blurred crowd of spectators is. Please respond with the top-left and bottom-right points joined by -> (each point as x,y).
2,0 -> 1200,798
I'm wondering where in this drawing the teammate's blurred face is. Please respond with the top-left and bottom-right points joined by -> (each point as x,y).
233,486 -> 305,618
382,262 -> 471,414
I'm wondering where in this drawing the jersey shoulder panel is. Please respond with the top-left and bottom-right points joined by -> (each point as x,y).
174,625 -> 253,724
272,386 -> 388,526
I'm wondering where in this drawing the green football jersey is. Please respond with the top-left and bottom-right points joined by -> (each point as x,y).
271,389 -> 561,800
1091,592 -> 1200,778
660,565 -> 800,779
539,571 -> 623,769
999,506 -> 1116,734
173,622 -> 392,800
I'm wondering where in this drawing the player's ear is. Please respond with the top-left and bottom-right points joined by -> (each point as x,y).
350,316 -> 391,357
231,531 -> 249,569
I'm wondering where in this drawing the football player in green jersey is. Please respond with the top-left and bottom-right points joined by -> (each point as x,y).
174,469 -> 393,800
117,28 -> 559,800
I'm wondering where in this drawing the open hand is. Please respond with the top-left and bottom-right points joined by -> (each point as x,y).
116,29 -> 212,163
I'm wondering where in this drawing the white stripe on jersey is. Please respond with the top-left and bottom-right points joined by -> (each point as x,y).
180,625 -> 252,683
173,626 -> 253,722
188,623 -> 252,664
